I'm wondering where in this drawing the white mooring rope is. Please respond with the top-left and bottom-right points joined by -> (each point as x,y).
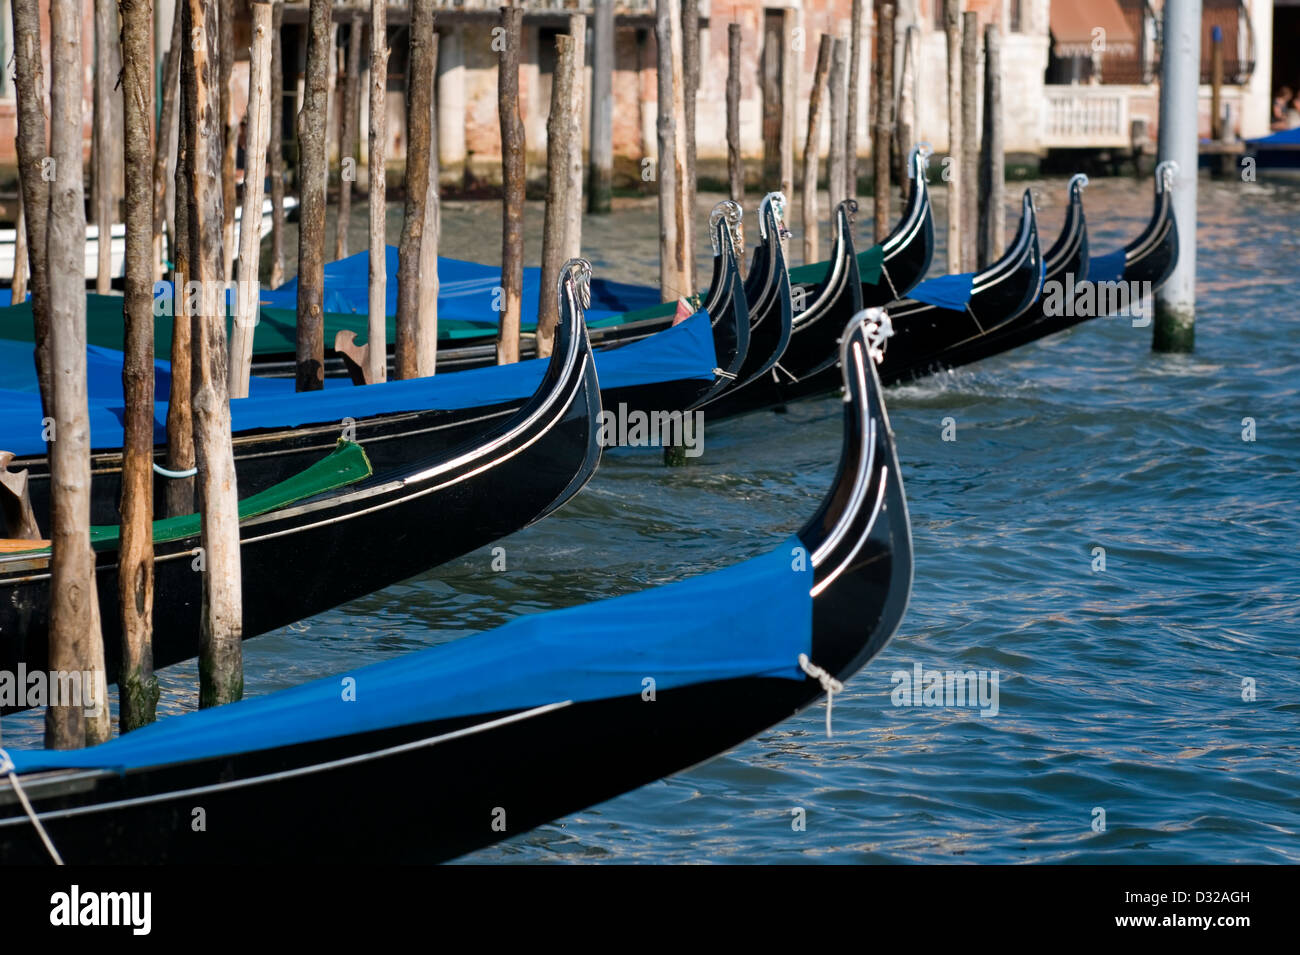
798,654 -> 844,738
0,748 -> 64,865
153,462 -> 198,479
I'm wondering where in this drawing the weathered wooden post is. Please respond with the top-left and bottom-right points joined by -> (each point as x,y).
943,0 -> 962,274
655,0 -> 685,302
588,0 -> 614,214
1153,0 -> 1200,353
802,34 -> 833,266
846,0 -> 865,201
152,7 -> 183,282
896,24 -> 918,200
395,0 -> 435,379
165,57 -> 195,518
497,5 -> 525,365
335,13 -> 363,261
682,0 -> 699,293
978,22 -> 1005,269
118,0 -> 160,731
873,3 -> 895,243
269,0 -> 286,288
779,9 -> 797,202
46,0 -> 110,748
365,0 -> 387,383
563,13 -> 587,265
760,13 -> 781,193
960,11 -> 979,273
229,1 -> 274,399
219,0 -> 236,282
539,33 -> 576,357
183,0 -> 244,708
93,0 -> 117,294
827,36 -> 849,216
296,0 -> 330,391
416,31 -> 440,379
10,0 -> 51,403
726,22 -> 744,208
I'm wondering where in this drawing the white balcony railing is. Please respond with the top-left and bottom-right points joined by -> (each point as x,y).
1041,87 -> 1132,149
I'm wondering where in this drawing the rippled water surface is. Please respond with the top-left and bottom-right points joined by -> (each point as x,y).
6,176 -> 1298,863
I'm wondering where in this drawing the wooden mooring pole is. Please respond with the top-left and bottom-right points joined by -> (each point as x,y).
184,0 -> 244,709
47,0 -> 110,747
335,13 -> 363,261
726,22 -> 744,209
827,36 -> 849,216
296,0 -> 331,391
978,23 -> 1005,269
119,0 -> 160,731
366,0 -> 388,382
943,0 -> 961,275
394,0 -> 435,379
229,1 -> 274,400
152,7 -> 183,282
268,0 -> 286,289
655,0 -> 684,302
588,0 -> 614,214
846,0 -> 864,202
802,34 -> 833,266
93,0 -> 117,295
497,5 -> 525,364
960,11 -> 979,273
165,53 -> 195,518
10,0 -> 51,404
873,3 -> 895,244
565,13 -> 587,263
1153,0 -> 1200,353
539,33 -> 576,355
896,24 -> 918,201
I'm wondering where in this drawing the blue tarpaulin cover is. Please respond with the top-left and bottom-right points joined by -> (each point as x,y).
0,309 -> 716,456
1088,249 -> 1127,285
258,246 -> 662,326
1247,127 -> 1300,146
908,271 -> 975,311
4,537 -> 812,774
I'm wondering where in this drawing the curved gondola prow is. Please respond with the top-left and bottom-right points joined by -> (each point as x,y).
744,192 -> 790,309
1122,160 -> 1180,289
1044,174 -> 1090,279
792,199 -> 864,330
797,308 -> 912,680
704,200 -> 744,317
688,205 -> 751,406
882,145 -> 934,264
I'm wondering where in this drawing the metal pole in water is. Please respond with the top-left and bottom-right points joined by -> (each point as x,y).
1153,0 -> 1201,353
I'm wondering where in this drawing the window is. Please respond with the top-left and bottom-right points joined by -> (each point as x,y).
1009,0 -> 1023,35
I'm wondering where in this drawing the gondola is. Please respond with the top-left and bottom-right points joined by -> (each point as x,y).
911,162 -> 1179,373
701,197 -> 860,418
0,260 -> 603,686
786,145 -> 935,310
0,306 -> 911,865
906,172 -> 1091,374
3,257 -> 734,526
878,188 -> 1044,386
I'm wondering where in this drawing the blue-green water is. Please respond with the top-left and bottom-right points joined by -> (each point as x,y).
4,177 -> 1298,863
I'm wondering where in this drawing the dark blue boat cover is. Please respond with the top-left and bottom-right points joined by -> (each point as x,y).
0,309 -> 716,456
908,271 -> 975,311
4,538 -> 812,774
258,246 -> 662,326
1087,249 -> 1127,286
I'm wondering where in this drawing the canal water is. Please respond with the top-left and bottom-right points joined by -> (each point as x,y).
4,175 -> 1298,863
